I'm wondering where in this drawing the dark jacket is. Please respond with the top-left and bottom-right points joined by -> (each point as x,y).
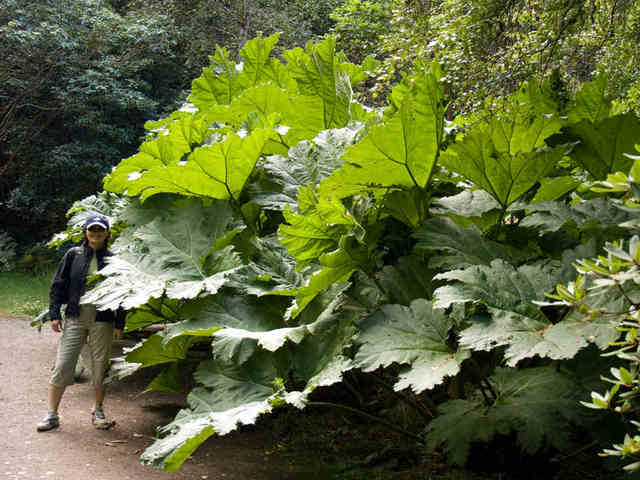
49,243 -> 125,330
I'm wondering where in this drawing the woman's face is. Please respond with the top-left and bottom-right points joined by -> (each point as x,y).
85,225 -> 108,250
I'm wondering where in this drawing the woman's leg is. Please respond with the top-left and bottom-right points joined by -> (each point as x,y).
38,317 -> 87,431
86,320 -> 114,404
84,309 -> 114,427
49,317 -> 89,407
95,384 -> 106,408
48,384 -> 66,412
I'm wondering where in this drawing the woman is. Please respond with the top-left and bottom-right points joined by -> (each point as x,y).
37,213 -> 125,431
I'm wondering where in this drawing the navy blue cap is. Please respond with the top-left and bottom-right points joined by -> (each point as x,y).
85,213 -> 110,230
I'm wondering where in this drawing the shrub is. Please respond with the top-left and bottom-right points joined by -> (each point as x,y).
0,231 -> 18,272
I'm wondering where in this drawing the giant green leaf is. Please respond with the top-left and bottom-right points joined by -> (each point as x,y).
426,366 -> 586,465
519,198 -> 632,234
429,188 -> 503,232
120,127 -> 274,202
381,187 -> 431,228
124,309 -> 162,333
227,236 -> 308,297
287,235 -> 370,319
106,34 -> 371,205
82,254 -> 167,311
293,281 -> 352,327
434,260 -> 555,364
105,356 -> 145,382
529,176 -> 580,203
376,255 -> 434,306
163,34 -> 367,159
82,201 -> 242,310
163,295 -> 268,365
282,36 -> 354,129
162,318 -> 222,346
171,294 -> 291,364
355,299 -> 469,393
213,290 -> 358,363
192,32 -> 293,103
116,195 -> 178,230
554,238 -> 600,284
431,189 -> 501,219
512,79 -> 559,118
252,125 -> 362,210
440,115 -> 567,209
413,217 -> 517,269
566,113 -> 640,180
143,363 -> 184,394
290,292 -> 357,389
426,398 -> 505,466
214,325 -> 308,354
207,290 -> 357,363
208,84 -> 323,149
125,297 -> 180,332
318,63 -> 445,199
458,309 -> 621,367
239,33 -> 288,88
434,260 -> 623,365
141,352 -> 280,472
339,53 -> 381,88
104,114 -> 211,195
189,46 -> 244,111
125,333 -> 193,367
205,84 -> 291,131
278,196 -> 359,267
48,192 -> 128,247
567,74 -> 613,124
109,34 -> 328,201
217,84 -> 343,150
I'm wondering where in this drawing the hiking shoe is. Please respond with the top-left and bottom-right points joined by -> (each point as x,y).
37,412 -> 59,432
91,406 -> 114,429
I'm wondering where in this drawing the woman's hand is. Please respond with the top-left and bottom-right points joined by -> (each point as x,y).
113,329 -> 123,340
51,319 -> 62,333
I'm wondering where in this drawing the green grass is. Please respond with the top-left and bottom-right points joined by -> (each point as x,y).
0,270 -> 54,318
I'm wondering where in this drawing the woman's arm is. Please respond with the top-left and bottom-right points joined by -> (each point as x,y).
49,248 -> 74,322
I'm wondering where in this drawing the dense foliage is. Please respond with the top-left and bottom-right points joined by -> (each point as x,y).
46,32 -> 640,473
0,0 -> 344,248
331,0 -> 640,112
0,0 -> 188,244
117,0 -> 345,80
546,163 -> 640,472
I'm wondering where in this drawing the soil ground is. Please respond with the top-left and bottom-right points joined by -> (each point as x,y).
0,316 -> 308,480
0,315 -> 623,480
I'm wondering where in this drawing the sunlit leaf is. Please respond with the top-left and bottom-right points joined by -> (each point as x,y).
355,299 -> 469,393
319,63 -> 445,198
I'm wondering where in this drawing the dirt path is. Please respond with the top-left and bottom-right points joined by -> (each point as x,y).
0,316 -> 304,480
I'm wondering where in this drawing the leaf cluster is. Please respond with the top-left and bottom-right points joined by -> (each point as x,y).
544,167 -> 640,472
48,32 -> 640,474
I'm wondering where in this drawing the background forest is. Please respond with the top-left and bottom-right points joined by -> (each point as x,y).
3,1 -> 640,479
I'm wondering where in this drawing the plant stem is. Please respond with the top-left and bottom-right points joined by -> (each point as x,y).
477,380 -> 493,406
369,374 -> 437,419
307,401 -> 424,444
342,375 -> 365,407
482,378 -> 498,402
555,440 -> 599,460
615,280 -> 640,309
229,194 -> 257,236
469,358 -> 499,403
